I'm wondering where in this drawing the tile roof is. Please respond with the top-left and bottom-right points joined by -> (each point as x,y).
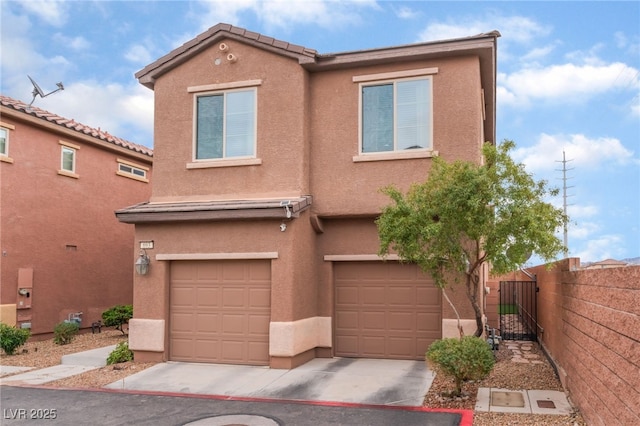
0,95 -> 152,157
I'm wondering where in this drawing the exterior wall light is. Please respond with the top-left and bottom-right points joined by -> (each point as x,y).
135,250 -> 150,275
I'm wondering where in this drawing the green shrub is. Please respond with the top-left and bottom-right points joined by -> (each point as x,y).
426,336 -> 495,396
53,321 -> 79,345
107,341 -> 133,365
0,322 -> 31,355
102,305 -> 133,335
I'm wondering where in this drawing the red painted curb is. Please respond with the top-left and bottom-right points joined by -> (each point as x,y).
3,384 -> 474,425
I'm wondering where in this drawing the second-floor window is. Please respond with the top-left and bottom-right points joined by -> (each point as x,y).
361,77 -> 432,153
0,127 -> 8,156
61,146 -> 76,172
195,88 -> 256,160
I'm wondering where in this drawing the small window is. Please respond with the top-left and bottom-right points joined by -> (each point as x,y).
61,146 -> 76,172
117,159 -> 149,182
58,141 -> 80,178
195,88 -> 256,160
0,127 -> 8,156
360,77 -> 432,154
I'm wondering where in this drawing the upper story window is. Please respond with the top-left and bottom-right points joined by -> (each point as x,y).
117,158 -> 149,182
361,77 -> 432,153
58,141 -> 80,178
353,68 -> 438,162
0,127 -> 8,156
0,122 -> 15,163
195,88 -> 256,160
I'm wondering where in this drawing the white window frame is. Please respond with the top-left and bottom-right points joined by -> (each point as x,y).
353,68 -> 438,162
0,122 -> 15,163
58,141 -> 80,178
188,81 -> 260,169
117,158 -> 149,182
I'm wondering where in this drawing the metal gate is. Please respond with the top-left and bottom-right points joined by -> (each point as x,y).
499,281 -> 538,341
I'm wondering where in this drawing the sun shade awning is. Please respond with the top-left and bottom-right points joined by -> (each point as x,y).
115,195 -> 312,224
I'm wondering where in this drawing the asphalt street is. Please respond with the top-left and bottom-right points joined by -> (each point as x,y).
0,386 -> 467,426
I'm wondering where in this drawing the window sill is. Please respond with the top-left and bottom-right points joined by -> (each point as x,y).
116,171 -> 149,183
186,158 -> 262,169
58,170 -> 79,179
353,150 -> 438,162
1,155 -> 14,164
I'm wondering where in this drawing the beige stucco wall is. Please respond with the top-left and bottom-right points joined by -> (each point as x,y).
309,55 -> 484,216
149,38 -> 310,202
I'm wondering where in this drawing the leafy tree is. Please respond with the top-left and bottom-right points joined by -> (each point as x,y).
377,140 -> 567,337
102,305 -> 133,335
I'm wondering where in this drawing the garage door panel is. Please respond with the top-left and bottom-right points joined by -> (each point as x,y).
249,288 -> 270,307
171,287 -> 195,307
248,314 -> 270,334
335,262 -> 441,360
362,287 -> 385,305
170,260 -> 270,365
388,311 -> 414,331
362,311 -> 386,329
195,288 -> 220,307
388,286 -> 415,306
388,337 -> 414,357
195,313 -> 219,332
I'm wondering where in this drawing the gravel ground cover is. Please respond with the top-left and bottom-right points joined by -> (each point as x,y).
2,331 -> 587,425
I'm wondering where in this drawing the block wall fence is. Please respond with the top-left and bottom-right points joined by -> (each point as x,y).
488,258 -> 639,426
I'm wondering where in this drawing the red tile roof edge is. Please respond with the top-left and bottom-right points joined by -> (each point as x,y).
0,94 -> 153,157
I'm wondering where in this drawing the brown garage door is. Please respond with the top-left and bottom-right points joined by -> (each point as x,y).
170,260 -> 271,365
334,261 -> 441,360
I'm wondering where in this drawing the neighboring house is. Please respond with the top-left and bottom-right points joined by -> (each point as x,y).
581,258 -> 629,269
116,23 -> 499,368
0,95 -> 153,335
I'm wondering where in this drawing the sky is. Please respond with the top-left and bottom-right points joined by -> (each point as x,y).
1,1 -> 639,264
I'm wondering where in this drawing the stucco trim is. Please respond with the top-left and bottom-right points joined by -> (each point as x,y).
269,317 -> 332,357
187,79 -> 263,92
156,252 -> 279,261
129,319 -> 165,352
353,150 -> 439,162
186,158 -> 262,169
352,67 -> 438,82
324,254 -> 401,261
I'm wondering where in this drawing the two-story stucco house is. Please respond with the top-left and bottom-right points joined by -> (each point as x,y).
116,24 -> 499,368
0,95 -> 152,335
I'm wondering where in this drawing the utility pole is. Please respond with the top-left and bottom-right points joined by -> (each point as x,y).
556,151 -> 574,254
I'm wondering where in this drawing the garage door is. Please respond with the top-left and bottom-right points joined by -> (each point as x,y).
334,262 -> 441,360
170,260 -> 271,365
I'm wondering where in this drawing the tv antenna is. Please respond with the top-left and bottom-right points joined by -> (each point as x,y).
28,75 -> 64,106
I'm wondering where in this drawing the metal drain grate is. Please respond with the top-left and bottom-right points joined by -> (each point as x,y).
491,391 -> 525,407
537,400 -> 557,409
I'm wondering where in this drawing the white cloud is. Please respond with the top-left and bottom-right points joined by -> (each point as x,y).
36,81 -> 154,146
124,44 -> 154,65
512,133 -> 636,173
499,62 -> 639,107
572,235 -> 626,263
568,204 -> 599,219
394,6 -> 420,20
52,33 -> 90,51
417,14 -> 551,44
19,0 -> 68,27
520,43 -> 557,63
193,0 -> 378,32
570,220 -> 600,240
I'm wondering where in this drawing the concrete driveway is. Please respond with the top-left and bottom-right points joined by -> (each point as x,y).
104,357 -> 434,407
